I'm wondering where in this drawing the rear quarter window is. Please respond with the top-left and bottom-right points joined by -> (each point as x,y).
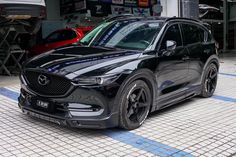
199,27 -> 213,43
199,28 -> 205,42
207,31 -> 213,42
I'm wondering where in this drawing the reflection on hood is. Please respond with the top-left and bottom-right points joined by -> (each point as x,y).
25,46 -> 142,77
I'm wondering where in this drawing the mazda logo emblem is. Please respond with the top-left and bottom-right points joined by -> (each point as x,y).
38,74 -> 50,86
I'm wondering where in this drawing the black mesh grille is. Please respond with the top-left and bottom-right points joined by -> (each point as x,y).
24,70 -> 71,96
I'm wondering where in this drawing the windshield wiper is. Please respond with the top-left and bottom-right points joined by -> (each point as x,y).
92,45 -> 125,51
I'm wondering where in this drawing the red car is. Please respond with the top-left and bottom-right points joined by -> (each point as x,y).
30,27 -> 92,56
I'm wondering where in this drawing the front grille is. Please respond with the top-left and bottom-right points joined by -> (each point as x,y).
24,70 -> 72,96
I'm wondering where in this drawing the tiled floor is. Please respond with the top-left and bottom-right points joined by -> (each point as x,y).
0,55 -> 235,157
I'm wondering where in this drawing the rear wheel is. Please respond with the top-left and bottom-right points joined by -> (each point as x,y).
119,80 -> 151,130
200,63 -> 218,97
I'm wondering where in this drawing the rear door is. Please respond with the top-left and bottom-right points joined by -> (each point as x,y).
156,23 -> 189,108
181,23 -> 205,92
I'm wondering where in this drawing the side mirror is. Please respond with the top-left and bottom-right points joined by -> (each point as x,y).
166,40 -> 177,51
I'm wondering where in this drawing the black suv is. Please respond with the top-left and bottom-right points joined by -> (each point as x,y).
19,17 -> 219,130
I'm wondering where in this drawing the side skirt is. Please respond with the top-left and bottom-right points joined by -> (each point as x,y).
152,85 -> 201,112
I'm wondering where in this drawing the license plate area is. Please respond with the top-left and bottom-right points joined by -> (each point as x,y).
32,98 -> 55,113
36,100 -> 49,109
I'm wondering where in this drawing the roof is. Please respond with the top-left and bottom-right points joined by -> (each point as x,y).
108,15 -> 202,23
108,15 -> 207,28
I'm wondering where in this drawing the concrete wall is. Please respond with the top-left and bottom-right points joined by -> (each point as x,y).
42,0 -> 64,38
45,0 -> 61,20
181,0 -> 199,19
161,0 -> 199,19
161,0 -> 180,17
229,3 -> 236,22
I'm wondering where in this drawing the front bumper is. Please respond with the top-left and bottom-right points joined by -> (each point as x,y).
20,106 -> 118,129
18,86 -> 119,129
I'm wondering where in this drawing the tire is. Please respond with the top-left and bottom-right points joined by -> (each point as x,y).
118,80 -> 152,130
200,63 -> 218,98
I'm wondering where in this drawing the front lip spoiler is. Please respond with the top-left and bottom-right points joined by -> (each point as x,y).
21,108 -> 67,126
20,106 -> 119,129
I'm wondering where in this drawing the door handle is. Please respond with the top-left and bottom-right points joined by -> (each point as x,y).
182,56 -> 190,61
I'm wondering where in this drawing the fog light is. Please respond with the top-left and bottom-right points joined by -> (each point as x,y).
68,103 -> 101,112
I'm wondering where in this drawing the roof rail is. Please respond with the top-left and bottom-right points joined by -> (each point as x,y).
165,17 -> 201,23
105,14 -> 135,22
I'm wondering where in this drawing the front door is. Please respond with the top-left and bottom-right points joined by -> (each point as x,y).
155,23 -> 189,108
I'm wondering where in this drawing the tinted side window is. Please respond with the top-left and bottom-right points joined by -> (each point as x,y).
182,24 -> 201,45
46,30 -> 77,43
207,31 -> 213,42
46,32 -> 61,43
199,27 -> 213,43
160,24 -> 182,50
60,30 -> 77,40
199,28 -> 205,42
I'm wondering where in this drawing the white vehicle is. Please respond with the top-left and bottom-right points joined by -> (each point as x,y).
199,4 -> 220,19
0,0 -> 46,34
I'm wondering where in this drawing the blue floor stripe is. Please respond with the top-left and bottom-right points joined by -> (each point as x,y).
0,88 -> 19,101
104,130 -> 194,157
1,88 -> 236,156
219,72 -> 236,77
0,87 -> 194,157
212,95 -> 236,103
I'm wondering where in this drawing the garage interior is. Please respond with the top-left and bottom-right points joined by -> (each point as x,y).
0,1 -> 236,157
0,0 -> 235,76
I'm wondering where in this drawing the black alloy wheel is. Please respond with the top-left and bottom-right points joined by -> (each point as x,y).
119,80 -> 151,130
201,63 -> 218,97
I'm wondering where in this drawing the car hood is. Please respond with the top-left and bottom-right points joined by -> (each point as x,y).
24,46 -> 142,79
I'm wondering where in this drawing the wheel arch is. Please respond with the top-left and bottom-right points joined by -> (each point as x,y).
114,68 -> 157,114
201,54 -> 220,83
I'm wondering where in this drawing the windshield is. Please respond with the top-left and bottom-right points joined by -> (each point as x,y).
79,22 -> 110,46
79,20 -> 163,51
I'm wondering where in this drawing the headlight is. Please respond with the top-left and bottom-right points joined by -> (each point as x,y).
73,73 -> 121,86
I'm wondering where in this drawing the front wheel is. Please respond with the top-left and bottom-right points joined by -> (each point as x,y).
118,80 -> 151,130
200,63 -> 218,98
